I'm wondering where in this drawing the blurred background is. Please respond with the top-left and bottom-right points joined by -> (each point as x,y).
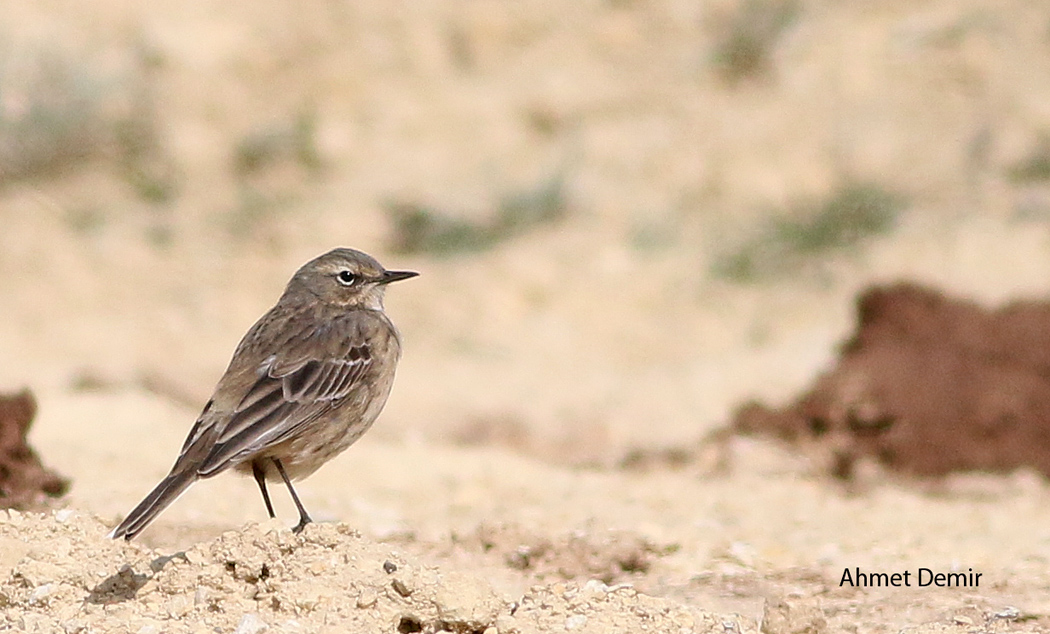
4,0 -> 1050,469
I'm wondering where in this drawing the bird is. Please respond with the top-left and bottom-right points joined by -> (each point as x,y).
108,248 -> 417,540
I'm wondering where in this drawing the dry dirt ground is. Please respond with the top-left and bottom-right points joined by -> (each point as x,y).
5,0 -> 1050,632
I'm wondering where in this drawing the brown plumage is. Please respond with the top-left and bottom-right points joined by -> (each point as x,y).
109,248 -> 417,540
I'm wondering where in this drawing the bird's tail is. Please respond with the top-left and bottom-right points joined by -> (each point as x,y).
107,470 -> 196,541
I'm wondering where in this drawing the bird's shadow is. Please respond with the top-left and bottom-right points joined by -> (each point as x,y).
85,553 -> 187,605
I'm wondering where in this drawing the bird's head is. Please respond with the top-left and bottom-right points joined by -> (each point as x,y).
285,248 -> 418,310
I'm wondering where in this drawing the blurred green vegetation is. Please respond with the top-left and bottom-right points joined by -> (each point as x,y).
220,109 -> 326,242
711,0 -> 800,84
1009,135 -> 1050,183
0,43 -> 176,201
712,182 -> 905,282
234,109 -> 322,177
386,173 -> 567,255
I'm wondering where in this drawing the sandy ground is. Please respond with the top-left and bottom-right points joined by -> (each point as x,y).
4,0 -> 1050,632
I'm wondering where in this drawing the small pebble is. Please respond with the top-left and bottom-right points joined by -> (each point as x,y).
583,579 -> 608,593
61,620 -> 85,634
383,560 -> 397,574
392,579 -> 412,597
233,613 -> 268,634
565,614 -> 588,630
30,584 -> 52,604
356,590 -> 377,608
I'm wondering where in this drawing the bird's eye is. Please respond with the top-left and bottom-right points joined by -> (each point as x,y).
336,270 -> 358,286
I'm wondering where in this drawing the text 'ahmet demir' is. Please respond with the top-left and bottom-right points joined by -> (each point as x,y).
839,568 -> 982,588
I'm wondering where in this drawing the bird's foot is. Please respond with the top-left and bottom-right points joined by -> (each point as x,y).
292,514 -> 313,534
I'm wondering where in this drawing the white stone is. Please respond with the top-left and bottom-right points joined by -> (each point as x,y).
233,613 -> 269,634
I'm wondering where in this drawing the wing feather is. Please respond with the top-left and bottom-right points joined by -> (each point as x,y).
195,342 -> 375,476
168,306 -> 394,480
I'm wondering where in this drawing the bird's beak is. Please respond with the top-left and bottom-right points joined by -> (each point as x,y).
378,270 -> 419,285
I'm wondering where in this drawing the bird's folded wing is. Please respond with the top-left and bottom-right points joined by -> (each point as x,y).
192,343 -> 374,477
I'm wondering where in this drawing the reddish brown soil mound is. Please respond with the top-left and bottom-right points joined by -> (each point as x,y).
734,283 -> 1050,480
0,390 -> 68,506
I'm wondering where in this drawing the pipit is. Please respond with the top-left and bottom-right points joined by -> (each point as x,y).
109,248 -> 417,540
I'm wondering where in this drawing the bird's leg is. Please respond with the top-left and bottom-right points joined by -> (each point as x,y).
272,457 -> 312,533
252,460 -> 276,519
